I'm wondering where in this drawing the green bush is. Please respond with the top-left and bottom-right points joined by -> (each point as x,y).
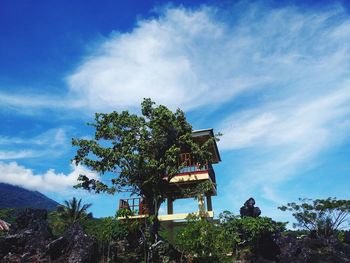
175,214 -> 231,262
220,211 -> 285,246
85,216 -> 128,242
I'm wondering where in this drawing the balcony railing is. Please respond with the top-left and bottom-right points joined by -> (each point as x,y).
177,153 -> 216,183
119,197 -> 148,215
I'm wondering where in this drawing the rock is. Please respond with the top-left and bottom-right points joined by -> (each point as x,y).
344,231 -> 350,245
148,240 -> 182,263
0,209 -> 99,263
0,208 -> 52,261
276,234 -> 350,263
47,223 -> 98,263
240,198 -> 261,218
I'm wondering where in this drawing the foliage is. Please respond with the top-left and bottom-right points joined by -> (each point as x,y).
58,197 -> 92,224
175,210 -> 286,262
72,99 -> 215,235
0,208 -> 15,236
0,208 -> 16,225
116,208 -> 134,218
53,197 -> 92,230
48,210 -> 67,236
278,197 -> 350,237
175,214 -> 229,262
220,211 -> 285,247
85,217 -> 128,242
182,181 -> 216,201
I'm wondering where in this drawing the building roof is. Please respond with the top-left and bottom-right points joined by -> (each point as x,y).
192,128 -> 221,163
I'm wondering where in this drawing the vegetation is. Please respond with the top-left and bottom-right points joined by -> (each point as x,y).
56,197 -> 92,225
175,214 -> 228,262
2,197 -> 350,262
49,197 -> 92,236
279,197 -> 350,237
175,212 -> 286,262
72,98 -> 215,238
0,208 -> 16,225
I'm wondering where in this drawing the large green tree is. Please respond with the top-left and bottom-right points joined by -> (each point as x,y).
72,99 -> 213,237
278,197 -> 350,237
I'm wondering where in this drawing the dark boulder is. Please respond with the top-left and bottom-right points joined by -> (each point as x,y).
344,230 -> 350,245
148,240 -> 182,263
277,234 -> 350,263
0,208 -> 52,261
47,223 -> 98,263
0,209 -> 99,263
240,197 -> 261,218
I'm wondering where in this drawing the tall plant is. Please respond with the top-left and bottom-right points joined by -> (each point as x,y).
56,197 -> 92,225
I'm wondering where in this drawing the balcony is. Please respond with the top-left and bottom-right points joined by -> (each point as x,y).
164,153 -> 216,184
118,197 -> 214,221
119,197 -> 148,216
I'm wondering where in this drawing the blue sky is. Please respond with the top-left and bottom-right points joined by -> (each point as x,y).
1,0 -> 350,225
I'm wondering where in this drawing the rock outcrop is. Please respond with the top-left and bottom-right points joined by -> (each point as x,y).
277,234 -> 350,263
0,209 -> 98,263
0,208 -> 52,262
240,197 -> 261,218
47,223 -> 98,263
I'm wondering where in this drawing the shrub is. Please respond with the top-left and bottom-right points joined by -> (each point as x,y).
278,198 -> 350,237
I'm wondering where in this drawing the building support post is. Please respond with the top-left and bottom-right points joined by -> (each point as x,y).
198,194 -> 205,215
206,195 -> 213,212
167,198 -> 174,243
167,198 -> 173,214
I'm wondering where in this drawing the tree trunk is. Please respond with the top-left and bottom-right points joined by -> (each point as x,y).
145,196 -> 163,243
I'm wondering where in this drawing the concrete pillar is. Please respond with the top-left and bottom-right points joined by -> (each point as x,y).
167,198 -> 174,214
206,195 -> 213,212
198,194 -> 205,214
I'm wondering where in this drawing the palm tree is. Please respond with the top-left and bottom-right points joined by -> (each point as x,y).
57,197 -> 92,225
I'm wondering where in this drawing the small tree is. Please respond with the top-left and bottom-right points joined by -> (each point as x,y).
176,215 -> 229,262
56,197 -> 92,226
85,217 -> 129,262
278,197 -> 350,237
72,99 -> 214,239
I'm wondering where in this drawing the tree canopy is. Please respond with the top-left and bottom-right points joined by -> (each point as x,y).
278,197 -> 350,237
72,99 -> 214,219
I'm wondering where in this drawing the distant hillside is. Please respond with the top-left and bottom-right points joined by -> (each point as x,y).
0,183 -> 59,211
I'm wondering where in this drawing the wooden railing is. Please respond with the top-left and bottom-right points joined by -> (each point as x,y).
178,153 -> 216,183
119,197 -> 148,215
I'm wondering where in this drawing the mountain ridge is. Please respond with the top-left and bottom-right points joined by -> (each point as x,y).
0,183 -> 59,211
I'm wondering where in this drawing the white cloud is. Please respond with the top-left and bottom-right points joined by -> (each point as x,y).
0,128 -> 67,146
220,87 -> 350,151
0,128 -> 69,160
0,150 -> 37,160
66,4 -> 350,115
67,7 -> 268,112
219,86 -> 350,204
0,161 -> 97,193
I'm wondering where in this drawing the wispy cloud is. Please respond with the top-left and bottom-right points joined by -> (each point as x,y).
214,3 -> 350,205
0,161 -> 97,193
66,6 -> 270,112
0,91 -> 84,116
0,128 -> 69,160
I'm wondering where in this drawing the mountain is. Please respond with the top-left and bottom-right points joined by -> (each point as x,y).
0,183 -> 59,211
